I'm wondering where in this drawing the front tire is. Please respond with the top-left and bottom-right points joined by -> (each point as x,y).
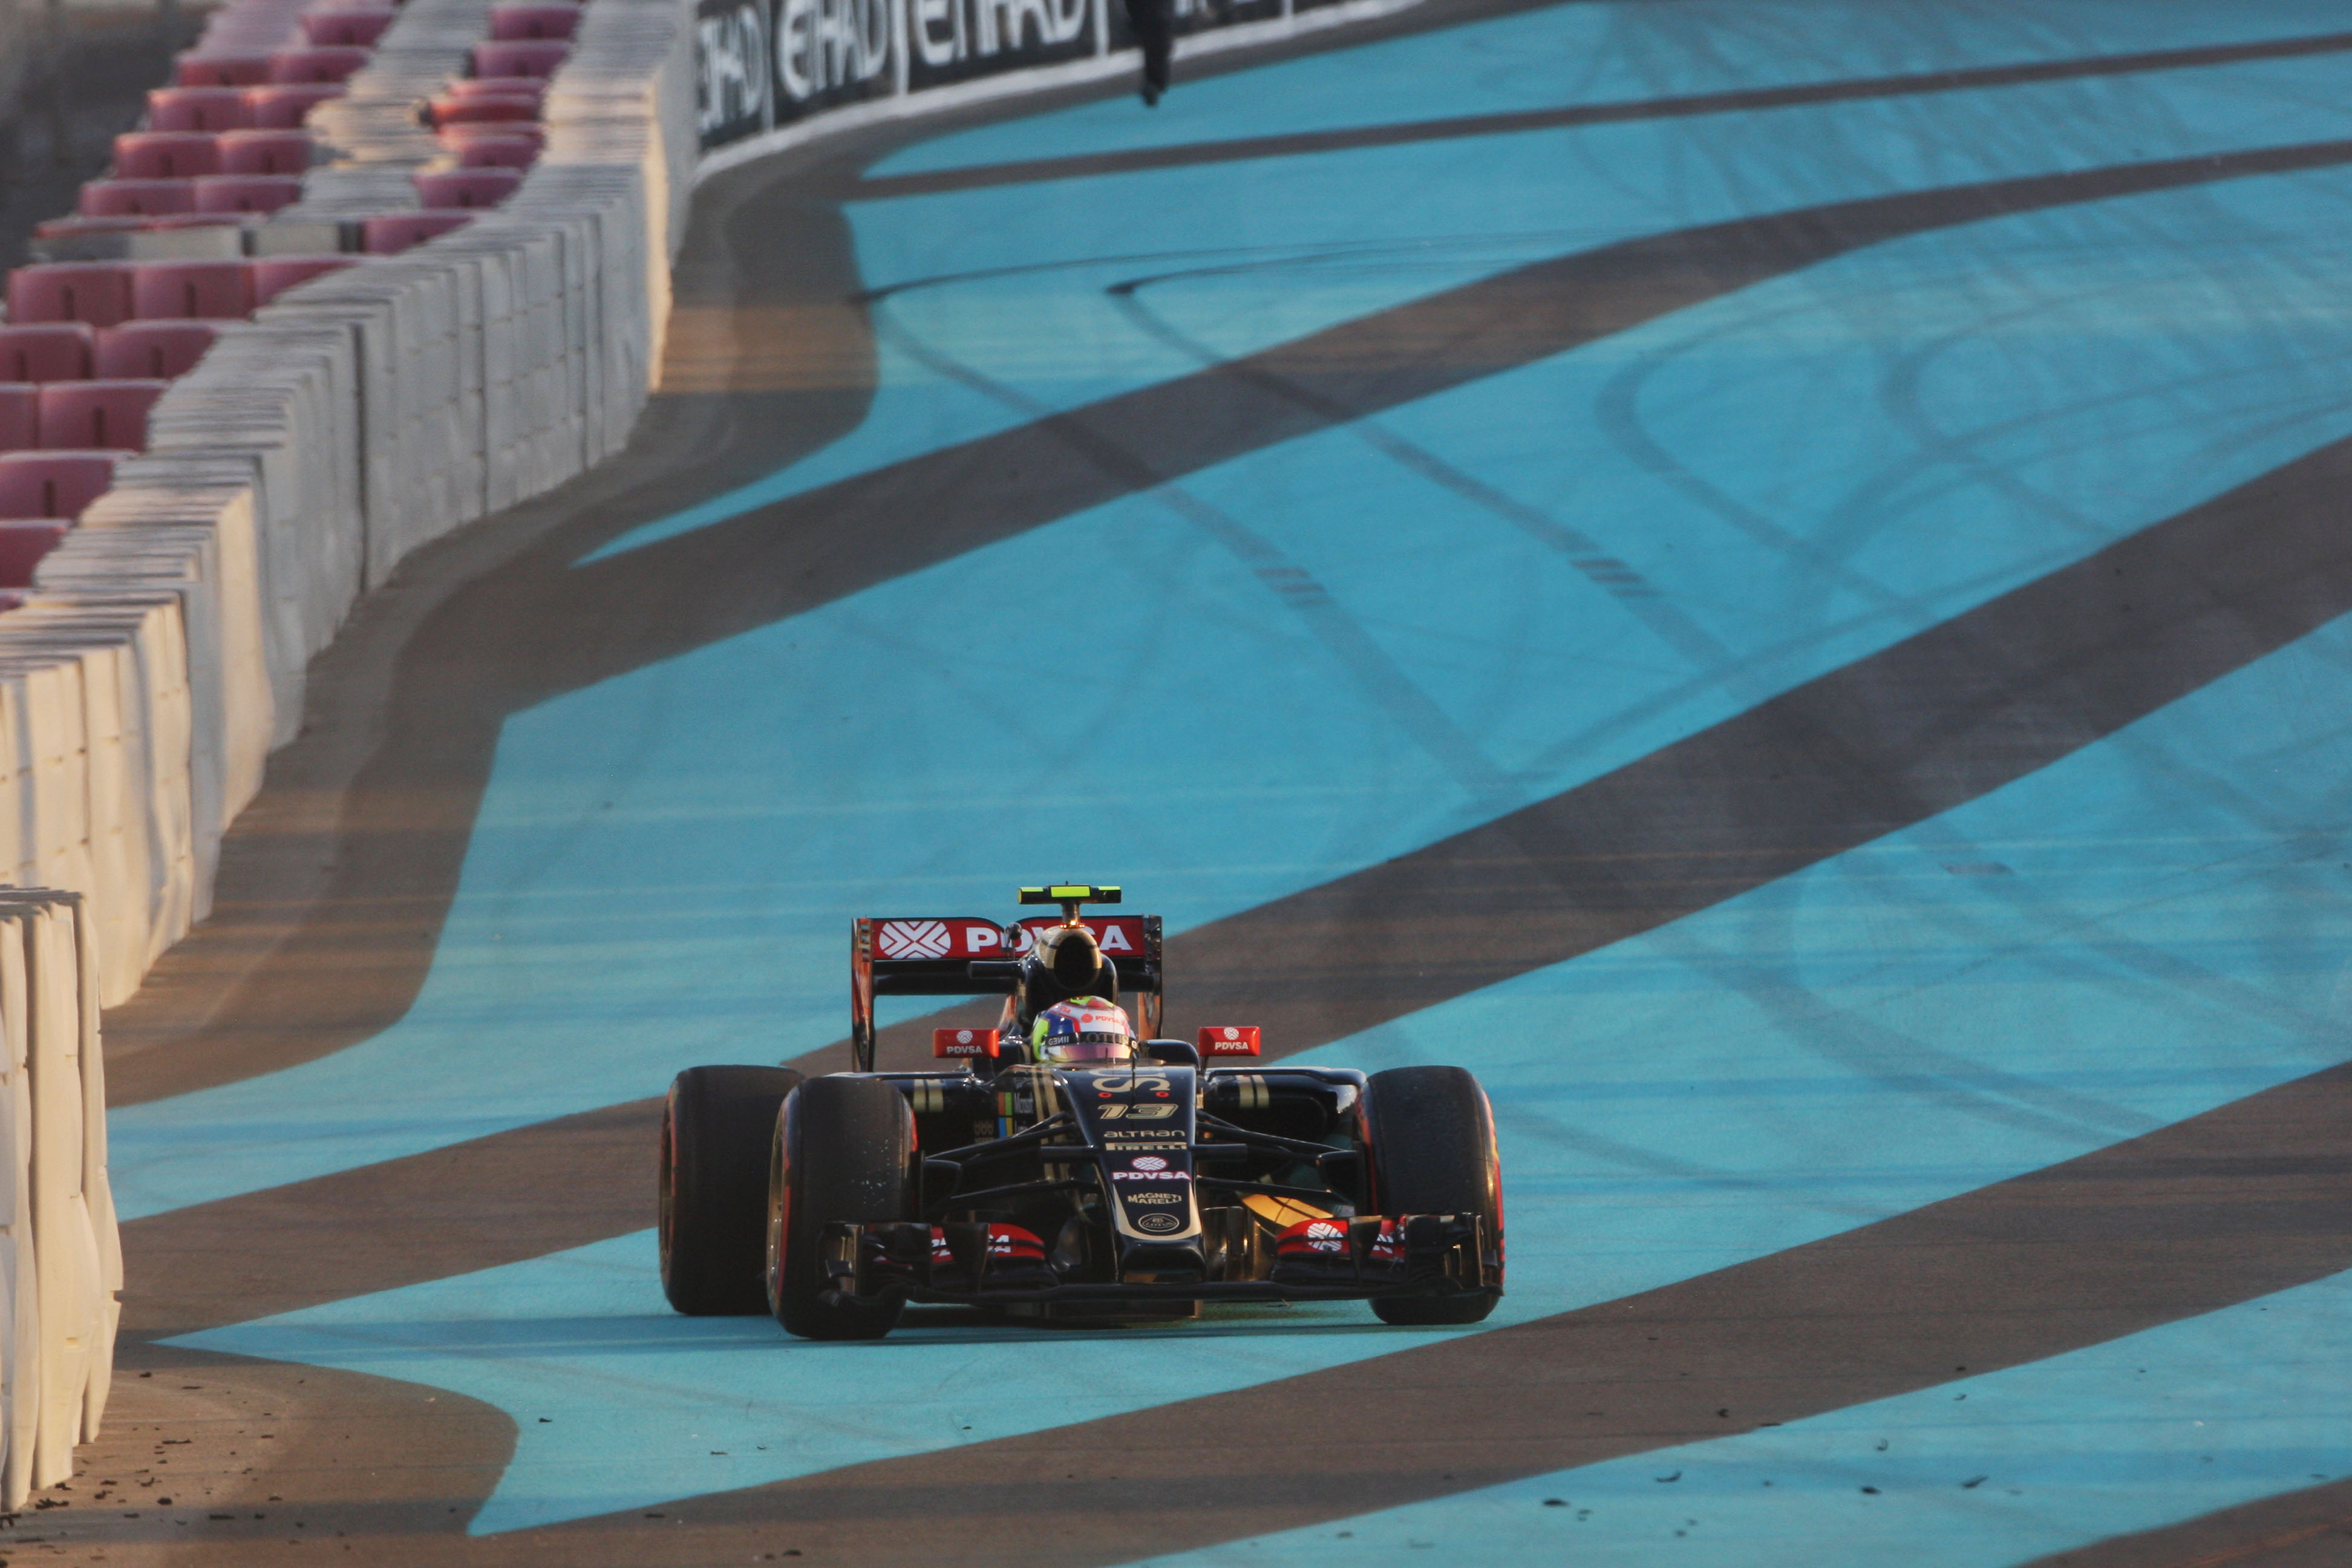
661,1065 -> 805,1315
768,1076 -> 915,1340
1363,1065 -> 1503,1326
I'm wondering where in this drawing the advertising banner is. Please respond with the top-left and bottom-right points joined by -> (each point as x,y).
697,0 -> 1334,154
904,0 -> 1101,94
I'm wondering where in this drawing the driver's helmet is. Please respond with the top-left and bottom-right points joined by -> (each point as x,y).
1031,997 -> 1135,1065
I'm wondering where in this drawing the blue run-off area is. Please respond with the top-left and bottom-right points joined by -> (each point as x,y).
136,0 -> 2352,1556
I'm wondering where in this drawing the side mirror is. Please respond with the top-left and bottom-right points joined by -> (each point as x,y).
933,1027 -> 1001,1061
1198,1025 -> 1261,1058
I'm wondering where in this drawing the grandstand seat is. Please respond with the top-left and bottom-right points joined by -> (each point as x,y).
437,119 -> 544,149
175,53 -> 274,87
38,381 -> 166,452
360,212 -> 473,253
113,132 -> 223,180
446,76 -> 544,100
427,94 -> 538,126
194,175 -> 304,214
78,180 -> 197,218
448,135 -> 537,169
94,321 -> 217,379
31,215 -> 151,244
216,129 -> 314,174
488,4 -> 579,40
471,40 -> 569,77
250,255 -> 356,304
0,388 -> 38,454
0,524 -> 68,587
7,264 -> 136,328
0,325 -> 96,384
129,261 -> 255,321
0,452 -> 119,520
147,87 -> 255,132
413,169 -> 521,210
267,46 -> 371,83
244,83 -> 345,127
298,8 -> 394,46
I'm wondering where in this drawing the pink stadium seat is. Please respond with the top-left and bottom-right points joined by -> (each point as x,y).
0,452 -> 119,520
446,76 -> 544,100
427,94 -> 537,127
448,135 -> 537,169
38,381 -> 165,452
471,40 -> 569,77
487,4 -> 579,41
298,8 -> 394,45
267,46 -> 371,83
437,119 -> 543,149
140,214 -> 246,232
113,132 -> 223,180
360,212 -> 473,253
243,83 -> 344,127
0,388 -> 38,454
194,174 -> 304,214
413,168 -> 521,210
250,255 -> 357,304
0,325 -> 96,384
215,129 -> 313,174
31,215 -> 151,244
175,53 -> 274,87
0,525 -> 68,587
77,179 -> 197,218
147,87 -> 255,132
94,321 -> 218,379
7,264 -> 136,328
130,261 -> 255,321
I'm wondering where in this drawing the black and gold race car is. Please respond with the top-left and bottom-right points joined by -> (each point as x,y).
658,886 -> 1503,1340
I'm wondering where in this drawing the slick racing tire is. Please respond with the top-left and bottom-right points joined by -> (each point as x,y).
661,1065 -> 806,1315
769,1075 -> 916,1341
1362,1064 -> 1503,1326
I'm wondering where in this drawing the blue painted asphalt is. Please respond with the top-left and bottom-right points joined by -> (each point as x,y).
110,7 -> 2352,1218
119,1 -> 2352,1554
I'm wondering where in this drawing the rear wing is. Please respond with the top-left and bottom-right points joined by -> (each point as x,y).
851,915 -> 1163,1070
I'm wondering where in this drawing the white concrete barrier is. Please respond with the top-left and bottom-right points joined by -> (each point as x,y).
0,891 -> 119,1508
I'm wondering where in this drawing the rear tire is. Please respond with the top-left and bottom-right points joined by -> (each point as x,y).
768,1076 -> 915,1340
1362,1065 -> 1503,1326
661,1065 -> 805,1315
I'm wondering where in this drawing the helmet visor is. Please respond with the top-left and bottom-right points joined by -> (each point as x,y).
1039,1030 -> 1133,1065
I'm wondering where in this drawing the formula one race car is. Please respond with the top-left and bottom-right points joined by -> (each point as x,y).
659,885 -> 1503,1340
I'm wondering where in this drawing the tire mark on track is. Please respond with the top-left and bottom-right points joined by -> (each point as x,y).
86,106 -> 2352,1568
105,140 -> 2352,1111
123,410 -> 2352,1330
854,29 -> 2352,199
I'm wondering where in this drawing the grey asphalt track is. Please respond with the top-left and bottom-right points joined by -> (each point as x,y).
30,5 -> 2352,1563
